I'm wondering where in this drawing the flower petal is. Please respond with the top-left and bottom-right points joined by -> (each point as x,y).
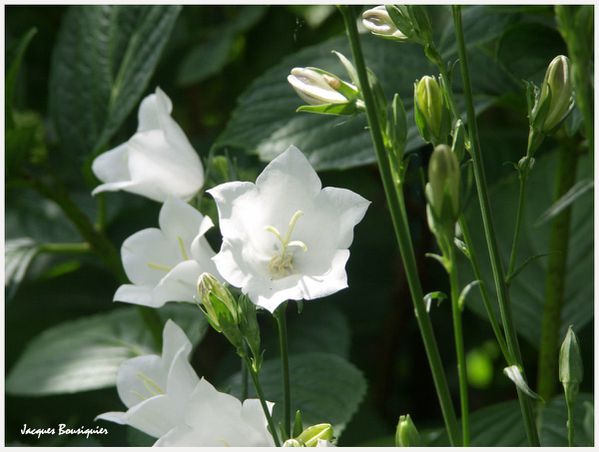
153,260 -> 203,304
116,355 -> 164,409
165,345 -> 199,406
137,87 -> 172,132
117,394 -> 180,438
207,181 -> 258,240
91,142 -> 130,186
161,319 -> 193,365
158,197 -> 211,251
113,284 -> 156,307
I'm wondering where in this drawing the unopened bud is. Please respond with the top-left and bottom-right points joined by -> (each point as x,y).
427,144 -> 460,224
283,439 -> 303,447
395,414 -> 421,447
362,6 -> 408,40
559,325 -> 583,403
288,68 -> 349,106
414,76 -> 450,145
534,55 -> 573,133
297,424 -> 334,447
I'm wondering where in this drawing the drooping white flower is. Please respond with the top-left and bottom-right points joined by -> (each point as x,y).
114,197 -> 218,308
155,378 -> 275,447
91,87 -> 204,203
96,320 -> 199,438
362,6 -> 407,40
208,146 -> 370,313
287,68 -> 349,105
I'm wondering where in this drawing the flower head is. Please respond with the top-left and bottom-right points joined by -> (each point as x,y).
287,68 -> 350,106
535,55 -> 574,132
208,146 -> 370,313
96,320 -> 199,438
92,87 -> 204,203
362,6 -> 407,40
114,197 -> 218,308
155,378 -> 275,447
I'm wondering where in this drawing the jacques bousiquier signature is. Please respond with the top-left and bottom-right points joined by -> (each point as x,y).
20,424 -> 108,439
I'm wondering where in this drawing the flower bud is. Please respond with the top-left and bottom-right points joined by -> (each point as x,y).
534,55 -> 574,133
197,273 -> 244,352
296,424 -> 334,447
238,293 -> 262,371
395,414 -> 421,447
427,144 -> 460,224
283,439 -> 303,447
559,325 -> 583,403
414,76 -> 450,145
362,6 -> 408,40
287,68 -> 349,106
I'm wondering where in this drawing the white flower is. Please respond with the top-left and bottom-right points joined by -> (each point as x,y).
155,378 -> 275,447
362,6 -> 407,40
96,320 -> 199,438
287,68 -> 349,105
114,197 -> 218,308
208,146 -> 370,313
91,87 -> 204,203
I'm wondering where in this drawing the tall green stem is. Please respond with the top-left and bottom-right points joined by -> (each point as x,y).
448,247 -> 469,446
452,6 -> 540,446
507,171 -> 529,278
566,401 -> 575,446
339,6 -> 460,445
275,303 -> 291,439
245,356 -> 281,446
537,144 -> 579,400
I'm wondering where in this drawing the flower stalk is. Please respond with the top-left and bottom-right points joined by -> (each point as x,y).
339,5 -> 460,445
275,303 -> 292,439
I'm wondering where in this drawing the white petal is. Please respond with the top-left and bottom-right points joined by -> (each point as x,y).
113,284 -> 157,308
245,273 -> 304,313
116,355 -> 164,408
185,378 -> 242,426
165,345 -> 199,405
190,235 -> 219,277
158,197 -> 209,250
153,260 -> 203,304
154,425 -> 195,446
241,399 -> 275,445
91,142 -> 130,185
213,239 -> 262,290
207,181 -> 258,240
137,88 -> 172,132
95,411 -> 127,425
298,249 -> 350,300
161,320 -> 192,365
119,394 -> 181,438
121,228 -> 181,286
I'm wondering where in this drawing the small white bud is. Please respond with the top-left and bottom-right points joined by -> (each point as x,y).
362,6 -> 407,40
287,68 -> 348,105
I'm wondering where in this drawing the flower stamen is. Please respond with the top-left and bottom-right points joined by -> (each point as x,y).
265,210 -> 308,279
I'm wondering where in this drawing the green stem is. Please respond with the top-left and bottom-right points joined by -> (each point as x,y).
245,356 -> 281,446
452,6 -> 540,446
566,400 -> 575,447
38,242 -> 90,254
275,303 -> 291,439
507,170 -> 529,279
537,144 -> 579,400
241,357 -> 249,401
448,246 -> 469,446
339,6 -> 460,445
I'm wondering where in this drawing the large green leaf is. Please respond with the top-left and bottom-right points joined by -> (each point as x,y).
6,304 -> 207,396
459,151 -> 593,348
5,238 -> 40,301
227,352 -> 366,436
431,393 -> 593,446
215,29 -> 517,171
48,6 -> 181,155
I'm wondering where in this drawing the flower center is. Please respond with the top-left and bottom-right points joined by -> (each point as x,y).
130,372 -> 165,401
265,210 -> 308,279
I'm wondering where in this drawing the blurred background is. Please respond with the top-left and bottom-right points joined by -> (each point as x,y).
5,5 -> 594,446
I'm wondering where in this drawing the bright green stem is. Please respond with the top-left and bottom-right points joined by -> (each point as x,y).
275,303 -> 291,438
28,176 -> 163,350
241,357 -> 249,401
537,144 -> 579,400
566,401 -> 575,446
448,247 -> 470,446
245,356 -> 281,447
507,170 -> 529,278
38,242 -> 90,254
452,6 -> 540,446
339,6 -> 460,445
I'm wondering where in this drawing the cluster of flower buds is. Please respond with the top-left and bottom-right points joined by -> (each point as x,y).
362,5 -> 432,45
287,63 -> 362,116
197,273 -> 262,370
526,55 -> 574,154
414,76 -> 451,146
283,423 -> 334,447
395,414 -> 421,447
426,144 -> 461,243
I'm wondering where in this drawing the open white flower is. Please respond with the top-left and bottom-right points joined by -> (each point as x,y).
208,146 -> 370,313
114,197 -> 218,308
155,378 -> 275,447
91,87 -> 204,203
96,320 -> 198,438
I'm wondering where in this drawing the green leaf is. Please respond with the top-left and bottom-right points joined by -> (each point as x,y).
227,352 -> 366,436
431,393 -> 593,446
48,6 -> 181,155
215,32 -> 515,171
6,304 -> 207,396
5,238 -> 40,301
459,150 -> 593,347
177,33 -> 236,86
5,27 -> 37,129
535,178 -> 593,226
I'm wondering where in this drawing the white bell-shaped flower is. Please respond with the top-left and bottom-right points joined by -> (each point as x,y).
114,197 -> 218,308
208,146 -> 370,313
96,320 -> 198,438
91,87 -> 204,203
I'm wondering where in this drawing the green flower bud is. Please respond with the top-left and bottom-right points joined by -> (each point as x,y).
395,414 -> 421,447
238,293 -> 262,370
427,144 -> 460,224
197,273 -> 244,352
296,424 -> 334,447
283,439 -> 303,447
414,76 -> 450,145
534,55 -> 574,133
559,325 -> 583,403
